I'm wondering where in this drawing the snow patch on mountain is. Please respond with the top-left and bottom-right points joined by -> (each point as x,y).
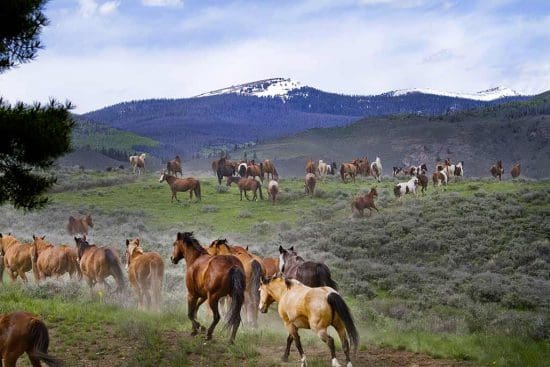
197,78 -> 301,98
389,86 -> 520,101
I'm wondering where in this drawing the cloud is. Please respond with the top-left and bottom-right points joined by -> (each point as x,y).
99,1 -> 120,16
78,0 -> 120,18
142,0 -> 183,7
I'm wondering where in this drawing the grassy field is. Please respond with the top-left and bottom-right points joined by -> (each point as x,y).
1,169 -> 549,366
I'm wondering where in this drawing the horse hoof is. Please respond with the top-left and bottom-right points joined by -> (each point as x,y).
281,355 -> 289,362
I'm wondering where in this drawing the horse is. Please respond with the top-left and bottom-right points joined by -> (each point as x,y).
278,245 -> 338,290
171,232 -> 245,343
129,153 -> 146,175
216,158 -> 237,185
262,257 -> 279,277
159,172 -> 201,202
238,162 -> 248,177
305,159 -> 316,175
318,160 -> 329,178
394,176 -> 419,197
31,235 -> 81,282
246,162 -> 264,182
329,162 -> 338,175
125,238 -> 164,311
0,311 -> 63,367
66,214 -> 93,236
207,239 -> 265,328
166,155 -> 182,177
340,163 -> 357,183
405,163 -> 427,176
259,276 -> 359,367
262,160 -> 278,181
490,160 -> 504,181
353,157 -> 370,177
436,158 -> 451,173
511,163 -> 521,178
227,176 -> 263,201
417,173 -> 429,195
0,233 -> 32,282
351,187 -> 378,216
370,156 -> 382,182
304,173 -> 316,197
392,166 -> 404,177
74,236 -> 125,298
453,161 -> 464,178
268,179 -> 279,205
432,170 -> 448,187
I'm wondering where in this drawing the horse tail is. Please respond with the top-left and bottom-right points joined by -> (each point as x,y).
31,245 -> 40,282
195,181 -> 202,201
327,292 -> 359,353
257,180 -> 264,200
317,263 -> 338,290
105,249 -> 125,292
250,260 -> 262,309
225,266 -> 245,332
340,164 -> 345,182
28,318 -> 64,367
259,162 -> 264,179
0,254 -> 5,284
151,259 -> 164,311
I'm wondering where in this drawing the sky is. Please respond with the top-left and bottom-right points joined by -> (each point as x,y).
0,0 -> 549,113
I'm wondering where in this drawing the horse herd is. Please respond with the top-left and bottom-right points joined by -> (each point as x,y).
0,222 -> 357,366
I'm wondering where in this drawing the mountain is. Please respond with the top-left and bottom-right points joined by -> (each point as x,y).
232,91 -> 550,178
80,78 -> 530,160
387,86 -> 521,101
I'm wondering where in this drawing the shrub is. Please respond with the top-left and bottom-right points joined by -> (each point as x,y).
201,205 -> 219,213
237,209 -> 253,218
216,185 -> 229,193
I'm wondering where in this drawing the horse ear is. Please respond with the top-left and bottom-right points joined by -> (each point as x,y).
177,232 -> 183,240
41,235 -> 46,240
246,245 -> 249,251
33,234 -> 36,240
278,245 -> 284,253
0,233 -> 2,238
126,239 -> 130,246
260,276 -> 267,285
74,236 -> 78,243
289,246 -> 294,252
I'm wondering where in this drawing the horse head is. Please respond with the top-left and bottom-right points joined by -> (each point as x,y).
74,236 -> 89,261
159,171 -> 167,183
86,214 -> 93,227
259,275 -> 285,313
125,238 -> 142,267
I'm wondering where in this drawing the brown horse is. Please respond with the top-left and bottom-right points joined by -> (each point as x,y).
305,173 -> 316,197
259,276 -> 359,367
262,257 -> 279,277
262,159 -> 279,180
305,159 -> 316,175
171,232 -> 245,343
207,239 -> 266,327
353,157 -> 370,177
511,163 -> 521,178
227,176 -> 263,201
417,173 -> 429,195
31,236 -> 81,281
278,245 -> 338,290
436,158 -> 451,173
0,233 -> 32,282
340,162 -> 357,183
246,162 -> 264,182
490,160 -> 504,181
351,187 -> 378,216
432,170 -> 448,187
0,311 -> 63,367
166,155 -> 183,176
125,238 -> 164,311
268,179 -> 279,205
66,214 -> 93,236
159,172 -> 201,202
74,236 -> 125,298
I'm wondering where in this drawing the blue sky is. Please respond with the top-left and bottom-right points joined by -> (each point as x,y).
0,0 -> 549,113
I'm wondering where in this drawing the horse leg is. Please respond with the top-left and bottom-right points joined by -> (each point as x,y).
3,353 -> 21,367
317,328 -> 339,367
282,334 -> 293,362
18,269 -> 28,282
287,324 -> 306,367
240,189 -> 243,201
28,354 -> 42,367
187,295 -> 201,335
335,321 -> 353,367
206,294 -> 221,340
245,191 -> 251,201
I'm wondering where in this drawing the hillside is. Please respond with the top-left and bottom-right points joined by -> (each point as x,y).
79,78 -> 529,160
235,91 -> 550,178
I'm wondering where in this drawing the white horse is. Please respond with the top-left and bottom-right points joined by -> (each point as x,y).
371,157 -> 383,182
129,153 -> 146,175
318,160 -> 329,179
394,176 -> 419,197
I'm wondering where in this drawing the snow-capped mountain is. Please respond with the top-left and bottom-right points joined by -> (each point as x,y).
196,78 -> 301,98
388,86 -> 520,101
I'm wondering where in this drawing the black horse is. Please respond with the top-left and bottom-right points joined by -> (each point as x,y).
278,245 -> 338,290
217,162 -> 236,185
329,162 -> 338,175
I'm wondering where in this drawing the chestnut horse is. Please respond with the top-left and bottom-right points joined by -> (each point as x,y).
0,311 -> 63,367
278,246 -> 338,290
166,155 -> 182,176
259,276 -> 359,367
340,163 -> 357,183
262,257 -> 279,277
305,159 -> 316,175
0,233 -> 32,282
171,232 -> 245,343
417,173 -> 429,195
74,236 -> 125,298
66,214 -> 93,236
305,173 -> 316,197
351,187 -> 378,216
31,236 -> 81,281
125,238 -> 164,311
511,163 -> 521,178
159,172 -> 201,202
207,239 -> 266,327
227,176 -> 263,201
262,159 -> 279,181
490,160 -> 504,181
246,162 -> 264,182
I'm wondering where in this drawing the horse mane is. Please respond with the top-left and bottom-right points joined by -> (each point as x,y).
177,232 -> 207,255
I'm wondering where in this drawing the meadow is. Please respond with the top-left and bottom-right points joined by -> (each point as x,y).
1,168 -> 549,366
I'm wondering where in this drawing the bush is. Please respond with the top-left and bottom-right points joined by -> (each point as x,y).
201,205 -> 219,213
216,185 -> 229,193
237,209 -> 253,218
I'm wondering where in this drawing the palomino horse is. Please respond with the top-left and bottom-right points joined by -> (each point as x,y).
227,176 -> 263,201
351,187 -> 378,216
171,232 -> 245,343
340,162 -> 357,183
125,238 -> 164,311
129,153 -> 146,175
305,159 -> 316,175
370,156 -> 382,182
262,160 -> 278,181
259,276 -> 359,367
166,155 -> 182,177
31,235 -> 80,281
511,163 -> 521,178
207,239 -> 265,328
246,162 -> 264,182
159,172 -> 201,202
66,214 -> 93,236
0,233 -> 32,282
74,236 -> 125,298
490,160 -> 504,181
304,173 -> 316,197
394,176 -> 419,197
268,179 -> 279,205
278,246 -> 338,290
0,311 -> 63,367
